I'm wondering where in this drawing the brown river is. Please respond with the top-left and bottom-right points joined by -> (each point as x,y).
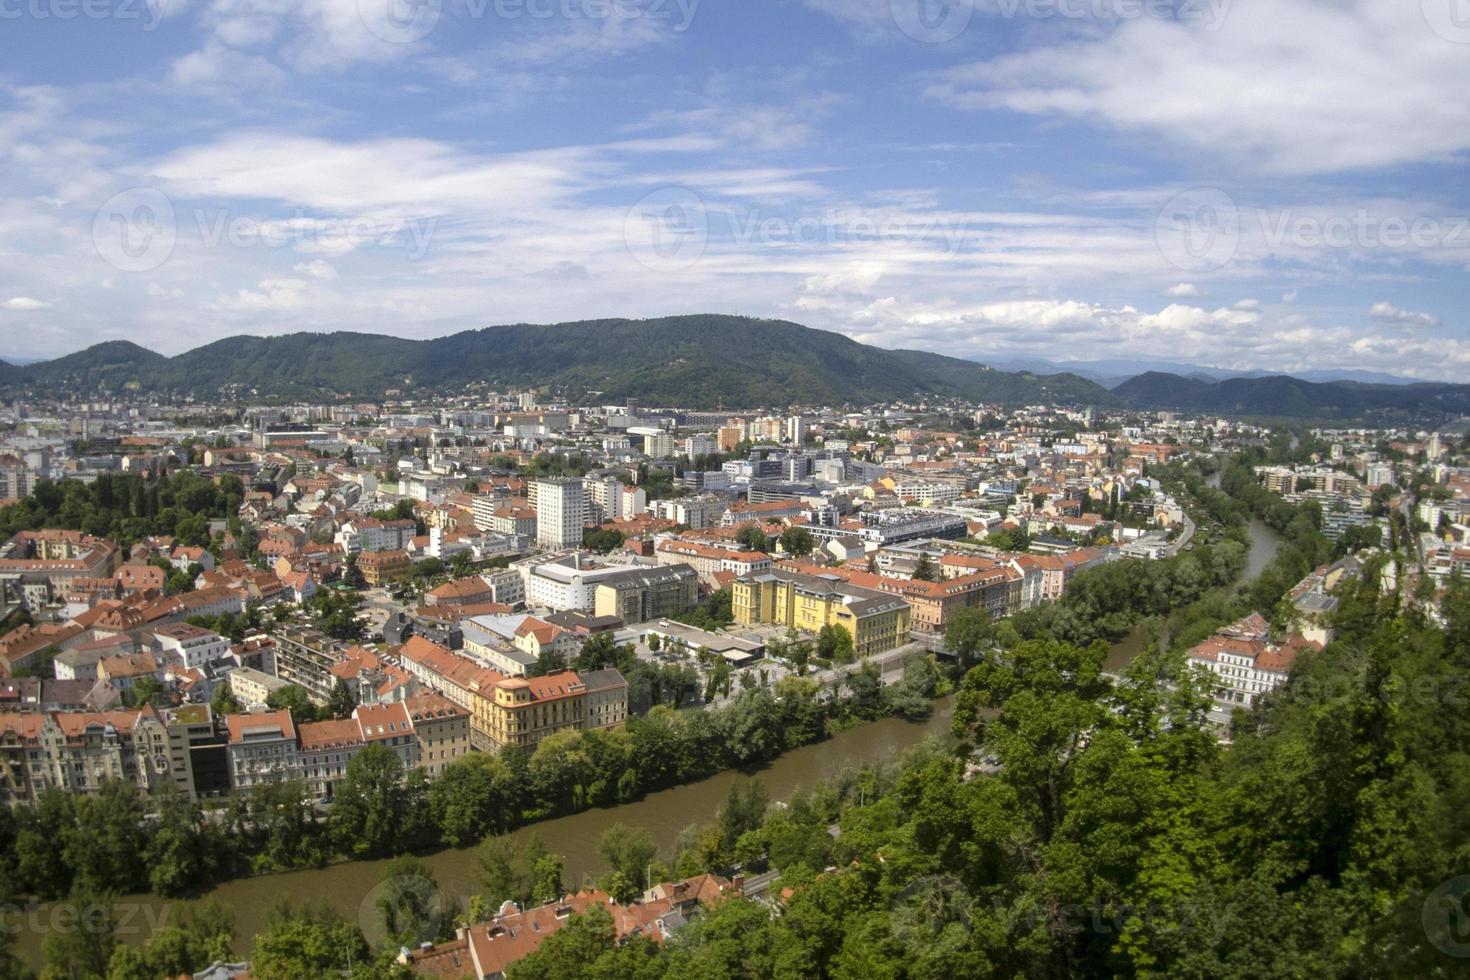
16,703 -> 957,964
16,490 -> 1285,966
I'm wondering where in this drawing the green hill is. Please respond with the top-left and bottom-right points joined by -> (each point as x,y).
1113,371 -> 1470,421
4,316 -> 1114,408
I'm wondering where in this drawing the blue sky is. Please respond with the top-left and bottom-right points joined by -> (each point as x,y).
1,0 -> 1468,380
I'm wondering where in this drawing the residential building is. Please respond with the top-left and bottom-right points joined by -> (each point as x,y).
228,666 -> 289,706
591,564 -> 701,624
154,623 -> 231,669
225,710 -> 299,791
357,549 -> 411,586
536,478 -> 587,550
733,569 -> 911,657
405,691 -> 471,778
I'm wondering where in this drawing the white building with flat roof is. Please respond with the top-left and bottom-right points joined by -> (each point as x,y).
536,478 -> 586,550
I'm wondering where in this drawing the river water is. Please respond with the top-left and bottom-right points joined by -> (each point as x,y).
15,702 -> 956,964
17,479 -> 1287,966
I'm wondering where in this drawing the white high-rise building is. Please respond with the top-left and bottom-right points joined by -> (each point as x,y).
786,416 -> 807,445
536,478 -> 587,550
584,476 -> 625,522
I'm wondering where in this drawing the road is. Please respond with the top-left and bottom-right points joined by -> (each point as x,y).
1165,510 -> 1197,556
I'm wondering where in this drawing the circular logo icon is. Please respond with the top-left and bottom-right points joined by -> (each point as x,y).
357,0 -> 442,45
1154,187 -> 1240,274
1423,0 -> 1470,43
1423,875 -> 1470,958
92,188 -> 176,273
624,186 -> 709,273
890,874 -> 974,941
890,0 -> 974,43
357,873 -> 457,948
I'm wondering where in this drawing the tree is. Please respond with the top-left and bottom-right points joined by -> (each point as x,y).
376,856 -> 451,948
506,905 -> 623,980
718,779 -> 769,857
249,901 -> 370,980
42,887 -> 116,980
598,823 -> 657,898
736,523 -> 768,553
817,624 -> 854,665
944,606 -> 994,669
266,684 -> 319,723
210,684 -> 242,716
328,677 -> 358,720
913,552 -> 937,582
531,852 -> 565,906
478,834 -> 559,910
778,526 -> 814,557
329,744 -> 427,857
430,753 -> 512,846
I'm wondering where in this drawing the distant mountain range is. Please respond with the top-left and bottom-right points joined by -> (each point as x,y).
1112,372 -> 1470,420
985,356 -> 1424,389
2,316 -> 1466,421
0,317 -> 1108,409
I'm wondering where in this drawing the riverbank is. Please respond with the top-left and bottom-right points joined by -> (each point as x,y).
14,698 -> 956,965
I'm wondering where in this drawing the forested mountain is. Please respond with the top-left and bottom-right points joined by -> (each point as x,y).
0,317 -> 1112,408
1114,371 -> 1470,421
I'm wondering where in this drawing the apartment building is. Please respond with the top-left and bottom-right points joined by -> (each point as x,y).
357,549 -> 411,586
153,622 -> 231,669
732,569 -> 911,657
225,710 -> 299,791
1187,614 -> 1321,711
405,691 -> 472,778
591,565 -> 701,625
536,478 -> 587,550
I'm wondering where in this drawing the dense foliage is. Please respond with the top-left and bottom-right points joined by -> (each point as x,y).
0,317 -> 1113,408
0,471 -> 244,550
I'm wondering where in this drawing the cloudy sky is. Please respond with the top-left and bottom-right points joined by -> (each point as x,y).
1,0 -> 1467,379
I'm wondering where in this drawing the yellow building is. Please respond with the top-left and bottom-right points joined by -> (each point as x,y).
732,570 -> 910,657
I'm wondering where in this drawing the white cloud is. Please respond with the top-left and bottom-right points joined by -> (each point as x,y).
294,259 -> 338,280
926,0 -> 1470,174
1282,288 -> 1298,303
1233,298 -> 1261,311
1369,301 -> 1440,327
1164,283 -> 1200,298
3,296 -> 50,310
